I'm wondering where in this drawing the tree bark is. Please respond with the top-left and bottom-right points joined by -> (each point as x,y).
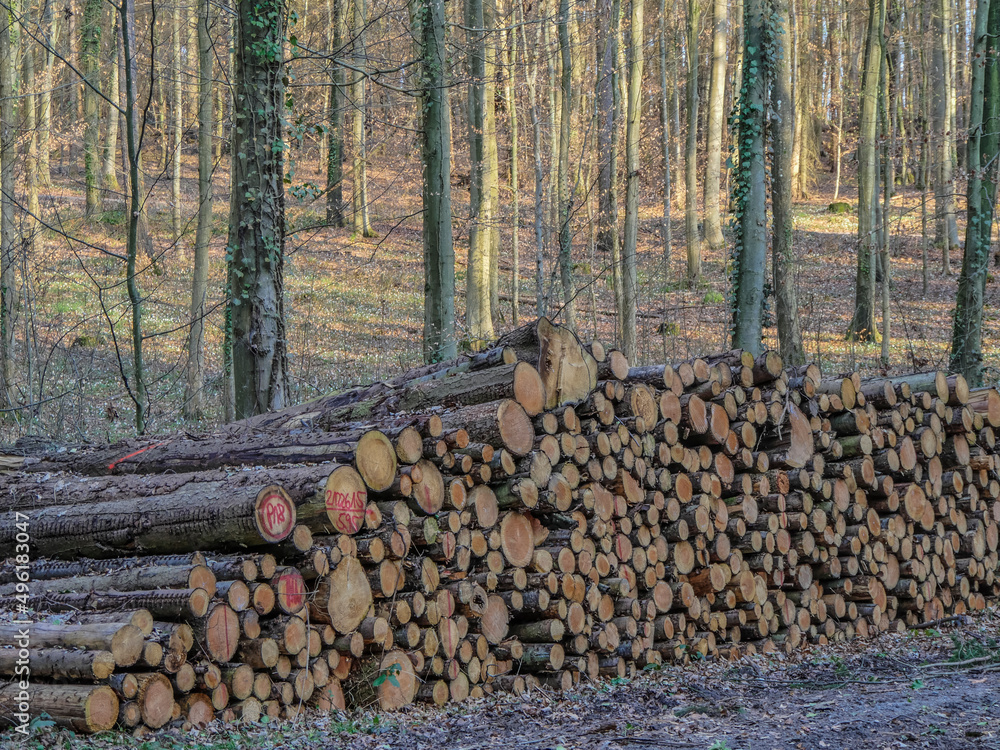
557,0 -> 577,331
933,0 -> 959,263
703,0 -> 727,250
101,18 -> 120,193
731,0 -> 766,355
81,0 -> 101,216
185,0 -> 214,419
419,0 -> 456,363
0,0 -> 15,409
770,0 -> 804,365
326,0 -> 346,226
227,0 -> 290,418
847,0 -> 883,342
684,0 -> 701,287
351,0 -> 374,236
658,0 -> 672,279
466,0 -> 495,346
172,3 -> 183,242
951,0 -> 998,385
595,0 -> 621,343
621,0 -> 643,360
505,17 -> 520,326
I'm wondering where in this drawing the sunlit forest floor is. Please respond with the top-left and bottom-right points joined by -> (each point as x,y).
8,140 -> 992,445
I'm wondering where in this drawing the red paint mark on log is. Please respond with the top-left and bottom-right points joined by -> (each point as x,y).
325,488 -> 367,534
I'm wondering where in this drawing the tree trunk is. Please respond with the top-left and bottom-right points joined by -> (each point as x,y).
684,0 -> 701,287
326,0 -> 345,226
933,0 -> 959,264
485,0 -> 500,323
39,0 -> 55,189
847,0 -> 883,342
185,0 -> 214,419
519,6 -> 545,317
770,0 -> 804,365
101,18 -> 120,193
731,0 -> 766,355
227,0 -> 290,418
24,36 -> 38,234
506,19 -> 520,326
557,0 -> 577,331
658,0 -> 672,279
621,0 -> 643,361
120,0 -> 149,432
466,0 -> 495,347
951,0 -> 998,385
351,0 -> 374,237
595,0 -> 621,343
703,0 -> 727,250
172,3 -> 183,242
82,0 -> 101,216
419,0 -> 456,362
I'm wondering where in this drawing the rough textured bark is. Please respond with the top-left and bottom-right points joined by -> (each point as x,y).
684,0 -> 701,287
185,0 -> 214,419
226,0 -> 290,419
557,0 -> 577,331
703,0 -> 727,250
847,0 -> 883,342
621,0 -> 643,361
951,0 -> 998,385
731,0 -> 766,355
0,469 -> 303,557
419,0 -> 456,362
770,0 -> 804,365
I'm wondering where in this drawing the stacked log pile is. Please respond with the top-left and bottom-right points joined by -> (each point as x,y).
2,317 -> 999,734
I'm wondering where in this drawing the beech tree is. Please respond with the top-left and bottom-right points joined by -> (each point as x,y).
418,0 -> 456,362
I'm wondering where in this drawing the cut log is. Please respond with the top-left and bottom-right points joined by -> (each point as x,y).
438,399 -> 536,457
0,622 -> 143,667
0,475 -> 299,558
0,683 -> 119,733
393,362 -> 546,417
0,647 -> 116,680
1,564 -> 216,598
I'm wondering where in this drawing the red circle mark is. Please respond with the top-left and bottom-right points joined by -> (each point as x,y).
258,493 -> 293,540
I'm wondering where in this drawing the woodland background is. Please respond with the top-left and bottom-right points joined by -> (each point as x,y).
0,0 -> 987,441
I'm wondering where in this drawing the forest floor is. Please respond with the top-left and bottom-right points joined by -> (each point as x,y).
15,607 -> 1000,749
7,141 -> 996,445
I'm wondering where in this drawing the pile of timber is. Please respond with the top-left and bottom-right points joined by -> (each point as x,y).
2,317 -> 999,734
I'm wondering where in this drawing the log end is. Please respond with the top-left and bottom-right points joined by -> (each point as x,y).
356,430 -> 398,492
